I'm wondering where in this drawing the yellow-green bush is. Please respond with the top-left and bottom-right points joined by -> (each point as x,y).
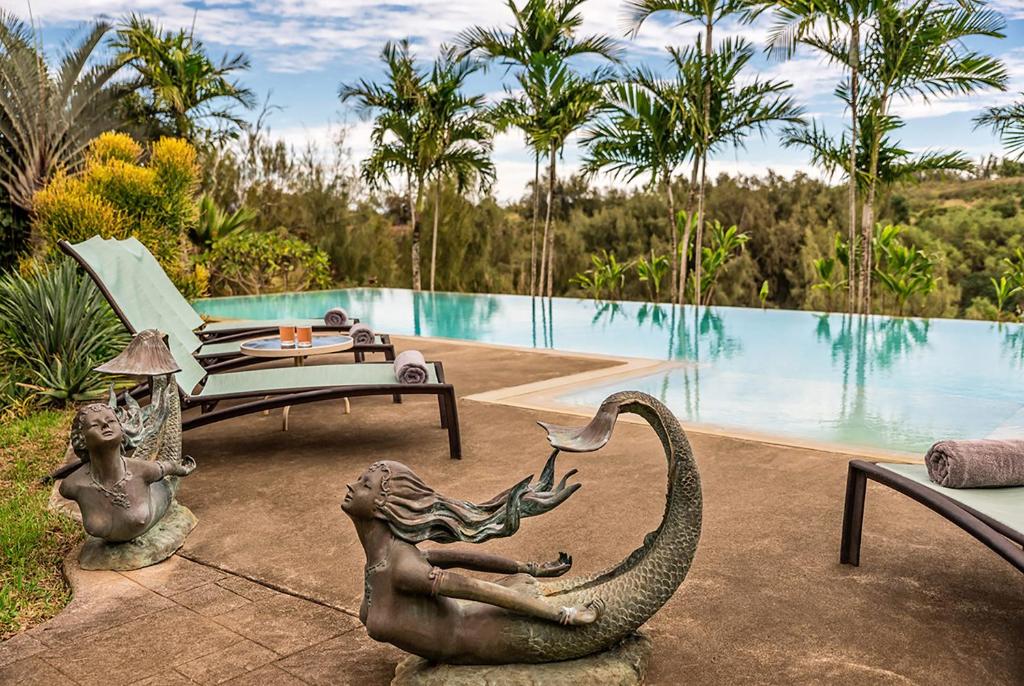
32,132 -> 203,294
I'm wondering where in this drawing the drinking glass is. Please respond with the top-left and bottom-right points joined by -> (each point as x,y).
296,325 -> 313,348
279,325 -> 296,348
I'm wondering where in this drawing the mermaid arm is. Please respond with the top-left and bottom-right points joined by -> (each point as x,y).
425,549 -> 572,577
136,455 -> 196,483
393,559 -> 597,625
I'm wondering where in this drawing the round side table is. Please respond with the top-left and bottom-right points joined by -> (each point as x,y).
239,334 -> 354,430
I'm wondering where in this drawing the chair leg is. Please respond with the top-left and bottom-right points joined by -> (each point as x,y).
840,463 -> 868,566
437,392 -> 448,429
444,389 -> 461,460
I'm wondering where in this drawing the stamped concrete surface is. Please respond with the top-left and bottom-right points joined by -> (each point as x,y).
3,337 -> 1022,685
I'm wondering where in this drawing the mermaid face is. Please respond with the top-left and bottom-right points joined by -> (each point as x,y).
342,466 -> 387,519
76,405 -> 123,461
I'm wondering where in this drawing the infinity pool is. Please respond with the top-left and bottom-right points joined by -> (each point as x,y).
195,288 -> 1024,455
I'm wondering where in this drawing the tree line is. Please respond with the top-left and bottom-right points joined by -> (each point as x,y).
1,2 -> 1024,321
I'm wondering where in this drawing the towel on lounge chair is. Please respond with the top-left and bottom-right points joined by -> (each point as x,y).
349,322 -> 374,346
395,350 -> 429,384
925,439 -> 1024,488
325,307 -> 349,327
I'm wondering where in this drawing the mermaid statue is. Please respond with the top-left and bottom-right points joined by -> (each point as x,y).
58,400 -> 195,544
342,390 -> 702,665
53,329 -> 199,569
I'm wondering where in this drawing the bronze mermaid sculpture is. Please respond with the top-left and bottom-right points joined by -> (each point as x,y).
59,400 -> 195,543
342,390 -> 702,664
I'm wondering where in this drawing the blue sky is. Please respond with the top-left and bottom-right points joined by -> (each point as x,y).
12,0 -> 1024,201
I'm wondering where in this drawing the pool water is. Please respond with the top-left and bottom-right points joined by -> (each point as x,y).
195,288 -> 1024,455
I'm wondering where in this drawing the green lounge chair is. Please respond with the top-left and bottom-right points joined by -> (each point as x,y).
59,237 -> 395,369
158,331 -> 459,458
841,459 -> 1023,574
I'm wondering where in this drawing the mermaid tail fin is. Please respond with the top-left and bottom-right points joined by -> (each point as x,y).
537,396 -> 627,453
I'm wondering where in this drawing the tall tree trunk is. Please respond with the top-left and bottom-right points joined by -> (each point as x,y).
546,229 -> 555,297
539,142 -> 556,298
861,96 -> 886,316
666,174 -> 678,303
410,181 -> 422,291
848,20 -> 860,315
429,181 -> 441,292
695,152 -> 708,306
679,158 -> 700,306
530,152 -> 540,296
694,17 -> 713,309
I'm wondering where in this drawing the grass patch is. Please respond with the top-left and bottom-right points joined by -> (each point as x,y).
0,408 -> 81,639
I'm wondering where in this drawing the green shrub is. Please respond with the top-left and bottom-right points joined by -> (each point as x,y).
205,229 -> 332,296
965,295 -> 1000,321
0,259 -> 130,412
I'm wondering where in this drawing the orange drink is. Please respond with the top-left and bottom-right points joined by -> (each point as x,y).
279,325 -> 296,347
296,325 -> 313,348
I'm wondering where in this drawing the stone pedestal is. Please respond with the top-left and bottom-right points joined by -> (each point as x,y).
391,632 -> 652,686
78,501 -> 198,571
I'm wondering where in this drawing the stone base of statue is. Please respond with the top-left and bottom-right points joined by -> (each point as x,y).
78,501 -> 198,571
391,632 -> 652,686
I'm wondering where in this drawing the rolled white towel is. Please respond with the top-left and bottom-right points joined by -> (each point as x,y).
394,350 -> 429,384
324,307 -> 349,327
349,322 -> 374,346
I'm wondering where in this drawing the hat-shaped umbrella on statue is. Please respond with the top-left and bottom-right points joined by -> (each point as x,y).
94,329 -> 180,378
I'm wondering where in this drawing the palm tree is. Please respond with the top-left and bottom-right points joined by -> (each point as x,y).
759,0 -> 880,314
459,0 -> 620,296
854,0 -> 1005,311
580,63 -> 696,301
666,38 -> 802,306
626,0 -> 747,307
785,111 -> 973,201
537,66 -> 610,297
0,13 -> 132,216
420,49 -> 496,291
340,40 -> 426,289
114,14 -> 255,144
975,97 -> 1024,159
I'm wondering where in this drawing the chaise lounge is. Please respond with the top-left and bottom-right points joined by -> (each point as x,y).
840,459 -> 1024,573
59,236 -> 396,368
172,348 -> 461,459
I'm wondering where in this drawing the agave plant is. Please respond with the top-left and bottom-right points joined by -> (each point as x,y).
190,195 -> 256,249
0,260 -> 130,408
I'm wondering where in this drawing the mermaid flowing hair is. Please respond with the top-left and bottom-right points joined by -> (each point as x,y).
370,456 -> 579,544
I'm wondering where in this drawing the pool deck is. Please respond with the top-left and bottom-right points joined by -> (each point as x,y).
2,336 -> 1022,685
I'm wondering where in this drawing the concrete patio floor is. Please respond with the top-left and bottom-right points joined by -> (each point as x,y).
2,336 -> 1022,684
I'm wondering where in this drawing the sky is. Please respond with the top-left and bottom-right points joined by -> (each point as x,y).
11,0 -> 1024,202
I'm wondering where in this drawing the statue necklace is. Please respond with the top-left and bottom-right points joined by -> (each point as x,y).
89,456 -> 132,509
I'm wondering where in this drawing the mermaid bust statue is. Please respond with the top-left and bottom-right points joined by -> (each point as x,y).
59,403 -> 195,544
53,329 -> 199,570
342,390 -> 703,666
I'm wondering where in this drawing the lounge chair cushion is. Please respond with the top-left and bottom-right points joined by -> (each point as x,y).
201,318 -> 343,334
195,362 -> 440,399
880,463 -> 1024,536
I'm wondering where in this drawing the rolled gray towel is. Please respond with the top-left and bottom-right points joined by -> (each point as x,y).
324,307 -> 349,327
349,322 -> 374,346
925,439 -> 1024,488
394,350 -> 429,385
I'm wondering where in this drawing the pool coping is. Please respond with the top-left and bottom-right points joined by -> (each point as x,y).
389,335 -> 926,465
